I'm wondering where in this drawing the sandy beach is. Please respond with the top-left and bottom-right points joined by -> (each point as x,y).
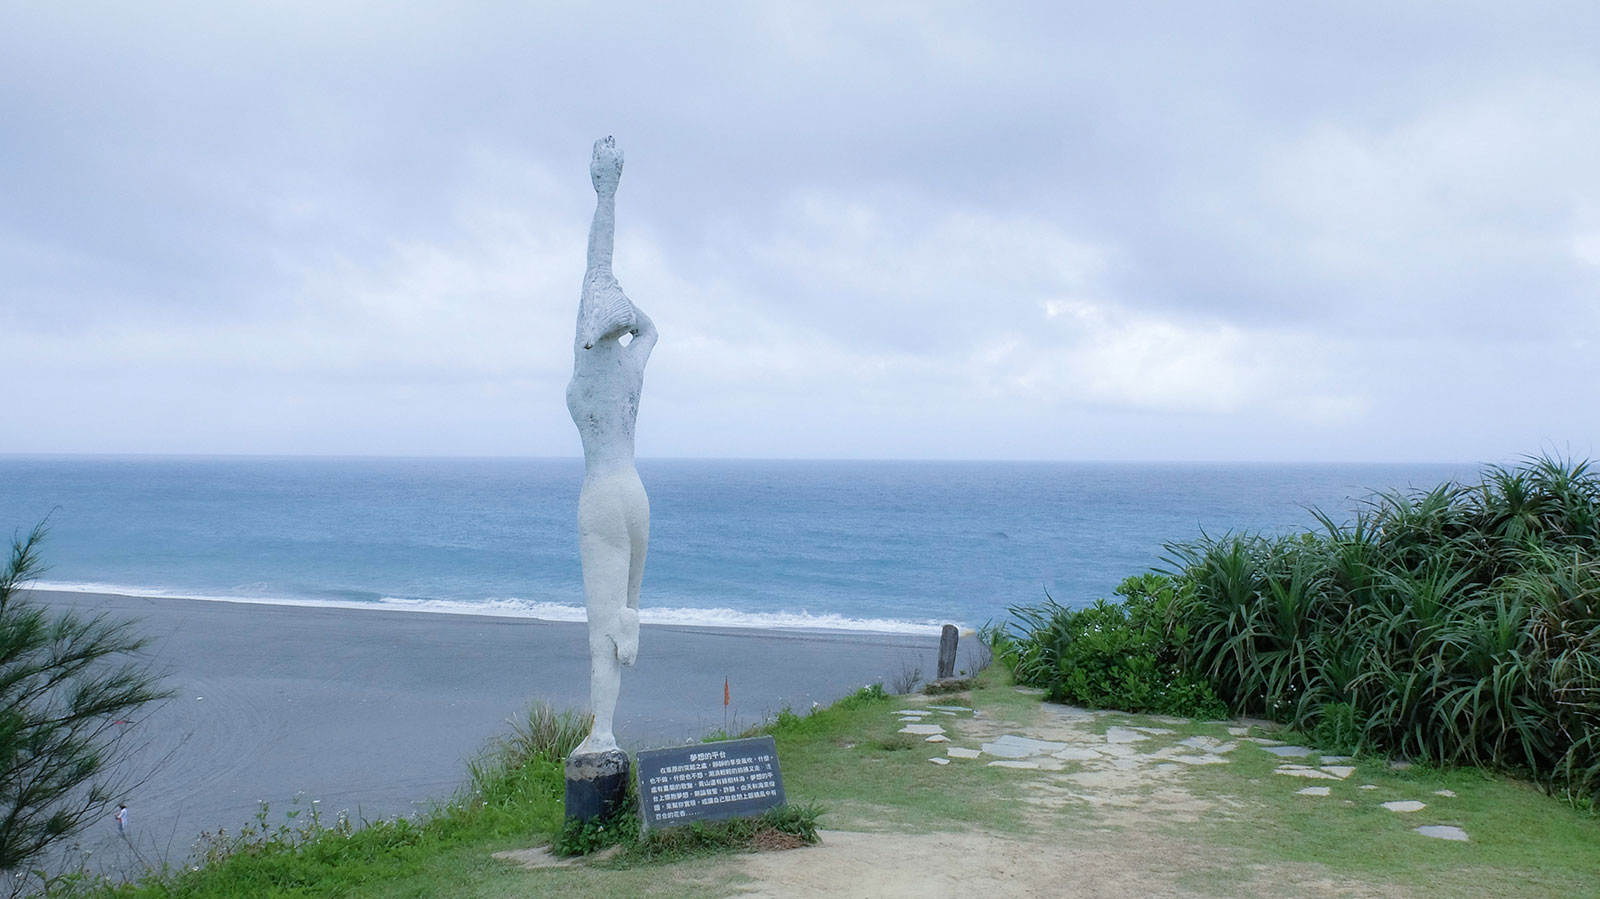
27,589 -> 940,877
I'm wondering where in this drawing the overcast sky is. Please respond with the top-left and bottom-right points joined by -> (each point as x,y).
2,2 -> 1596,462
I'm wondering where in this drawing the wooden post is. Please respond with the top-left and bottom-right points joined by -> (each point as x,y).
937,624 -> 959,680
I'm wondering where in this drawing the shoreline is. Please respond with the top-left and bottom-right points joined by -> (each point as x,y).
32,582 -> 955,636
25,588 -> 944,878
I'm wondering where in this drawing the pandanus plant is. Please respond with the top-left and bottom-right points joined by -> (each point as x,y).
1158,454 -> 1600,803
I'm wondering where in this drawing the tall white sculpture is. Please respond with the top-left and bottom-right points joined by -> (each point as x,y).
567,136 -> 657,756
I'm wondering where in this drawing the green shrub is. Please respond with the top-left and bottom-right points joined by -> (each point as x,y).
831,684 -> 888,710
996,573 -> 1226,719
1311,702 -> 1364,756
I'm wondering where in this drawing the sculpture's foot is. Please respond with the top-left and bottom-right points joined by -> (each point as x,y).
573,731 -> 619,757
564,746 -> 631,824
615,608 -> 640,667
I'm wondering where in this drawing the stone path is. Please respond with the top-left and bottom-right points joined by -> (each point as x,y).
891,691 -> 1471,843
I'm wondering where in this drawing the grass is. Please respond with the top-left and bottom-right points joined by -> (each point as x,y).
759,680 -> 1039,837
40,663 -> 1600,897
1170,725 -> 1600,897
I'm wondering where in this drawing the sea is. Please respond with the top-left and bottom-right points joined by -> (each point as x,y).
0,457 -> 1473,635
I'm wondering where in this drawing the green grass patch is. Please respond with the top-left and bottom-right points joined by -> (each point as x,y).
1048,712 -> 1600,898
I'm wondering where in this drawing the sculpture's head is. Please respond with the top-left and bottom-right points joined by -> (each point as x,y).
591,136 -> 623,194
577,288 -> 637,350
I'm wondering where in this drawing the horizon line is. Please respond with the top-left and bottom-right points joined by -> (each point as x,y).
0,451 -> 1513,467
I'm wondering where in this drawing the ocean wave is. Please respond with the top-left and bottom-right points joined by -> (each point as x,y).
32,580 -> 947,635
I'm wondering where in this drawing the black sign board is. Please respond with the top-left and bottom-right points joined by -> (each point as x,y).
636,735 -> 785,829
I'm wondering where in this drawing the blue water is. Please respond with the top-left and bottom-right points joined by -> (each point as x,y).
0,457 -> 1472,633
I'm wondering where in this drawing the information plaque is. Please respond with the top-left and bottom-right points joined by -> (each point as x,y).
636,735 -> 785,829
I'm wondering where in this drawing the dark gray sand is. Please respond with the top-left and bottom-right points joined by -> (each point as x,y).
28,590 -> 939,877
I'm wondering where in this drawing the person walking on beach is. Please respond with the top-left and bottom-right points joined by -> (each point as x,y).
115,803 -> 128,836
567,136 -> 657,756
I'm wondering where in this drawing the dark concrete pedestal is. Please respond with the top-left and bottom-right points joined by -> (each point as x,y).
564,748 -> 631,823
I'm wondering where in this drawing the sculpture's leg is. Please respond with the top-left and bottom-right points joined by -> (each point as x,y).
618,493 -> 648,666
567,532 -> 632,824
626,490 -> 649,612
585,626 -> 622,748
574,532 -> 630,753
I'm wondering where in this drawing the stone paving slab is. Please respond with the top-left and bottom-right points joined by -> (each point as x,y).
981,741 -> 1038,759
1416,825 -> 1469,841
1275,766 -> 1341,780
1296,786 -> 1331,796
900,724 -> 945,735
1263,745 -> 1316,757
1105,726 -> 1149,743
988,760 -> 1040,770
1177,735 -> 1236,753
1383,800 -> 1427,813
947,747 -> 982,759
988,735 -> 1068,754
1171,754 -> 1229,766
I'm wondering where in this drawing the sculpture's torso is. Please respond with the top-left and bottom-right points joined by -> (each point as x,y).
567,277 -> 644,477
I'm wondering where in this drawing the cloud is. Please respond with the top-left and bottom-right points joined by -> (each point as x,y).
2,2 -> 1598,460
1256,76 -> 1600,336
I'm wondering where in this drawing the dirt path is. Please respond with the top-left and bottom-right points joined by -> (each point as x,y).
720,692 -> 1412,899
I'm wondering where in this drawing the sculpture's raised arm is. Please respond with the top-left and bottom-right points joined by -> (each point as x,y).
576,137 -> 640,351
586,136 -> 622,281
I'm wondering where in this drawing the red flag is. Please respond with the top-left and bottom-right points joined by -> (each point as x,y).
724,677 -> 730,707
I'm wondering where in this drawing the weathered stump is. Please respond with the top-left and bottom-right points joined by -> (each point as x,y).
937,624 -> 960,680
564,748 -> 631,824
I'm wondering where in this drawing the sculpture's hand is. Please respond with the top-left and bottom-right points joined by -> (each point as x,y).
590,136 -> 624,194
626,309 -> 658,365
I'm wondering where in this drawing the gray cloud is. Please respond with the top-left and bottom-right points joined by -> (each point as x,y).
2,1 -> 1596,460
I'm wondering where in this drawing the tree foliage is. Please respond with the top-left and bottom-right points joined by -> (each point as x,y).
0,524 -> 169,878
